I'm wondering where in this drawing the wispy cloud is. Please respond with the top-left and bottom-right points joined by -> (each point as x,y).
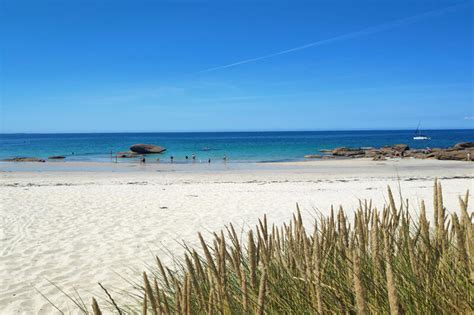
195,2 -> 470,74
464,116 -> 474,120
191,82 -> 472,104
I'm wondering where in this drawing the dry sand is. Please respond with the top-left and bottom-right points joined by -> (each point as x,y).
0,158 -> 472,313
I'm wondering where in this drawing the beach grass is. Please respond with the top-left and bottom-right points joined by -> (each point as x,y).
76,180 -> 472,314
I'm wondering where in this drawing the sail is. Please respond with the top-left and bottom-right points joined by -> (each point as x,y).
413,122 -> 430,140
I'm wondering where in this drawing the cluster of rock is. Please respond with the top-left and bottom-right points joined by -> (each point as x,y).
2,144 -> 167,162
3,156 -> 67,162
117,144 -> 166,158
3,157 -> 47,162
305,142 -> 474,161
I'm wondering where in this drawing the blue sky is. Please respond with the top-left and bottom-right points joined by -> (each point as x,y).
1,0 -> 472,133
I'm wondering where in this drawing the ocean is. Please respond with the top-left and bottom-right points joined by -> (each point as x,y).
1,130 -> 473,163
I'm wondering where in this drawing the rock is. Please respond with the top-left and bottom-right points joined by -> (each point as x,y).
434,149 -> 474,161
375,144 -> 409,158
331,147 -> 365,157
372,155 -> 386,161
130,144 -> 166,154
391,144 -> 409,152
117,151 -> 139,158
453,142 -> 474,150
331,147 -> 350,155
3,157 -> 46,162
319,149 -> 333,153
48,155 -> 66,159
412,153 -> 429,159
404,150 -> 422,158
364,149 -> 381,158
322,143 -> 472,161
305,154 -> 335,159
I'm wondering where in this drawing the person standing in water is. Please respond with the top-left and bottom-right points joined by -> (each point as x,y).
208,158 -> 211,164
192,154 -> 196,163
223,154 -> 227,163
170,156 -> 174,163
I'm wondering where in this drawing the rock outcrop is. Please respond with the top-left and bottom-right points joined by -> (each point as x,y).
431,148 -> 473,161
330,145 -> 409,158
130,144 -> 166,154
306,143 -> 473,162
453,142 -> 474,150
331,147 -> 366,158
3,157 -> 46,162
48,156 -> 66,159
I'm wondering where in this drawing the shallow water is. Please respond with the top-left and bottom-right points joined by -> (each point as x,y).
1,130 -> 473,163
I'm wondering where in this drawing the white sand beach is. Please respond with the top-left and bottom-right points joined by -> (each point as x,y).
0,158 -> 472,314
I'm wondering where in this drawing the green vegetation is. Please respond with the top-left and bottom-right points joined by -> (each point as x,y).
80,181 -> 473,314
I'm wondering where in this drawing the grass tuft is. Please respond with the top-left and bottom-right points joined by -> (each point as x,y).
62,182 -> 473,314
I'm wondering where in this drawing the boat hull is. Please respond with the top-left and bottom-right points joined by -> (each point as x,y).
413,136 -> 430,140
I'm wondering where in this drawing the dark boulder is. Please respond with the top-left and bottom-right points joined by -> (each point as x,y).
453,142 -> 474,150
130,144 -> 166,154
3,157 -> 46,162
48,155 -> 66,159
117,151 -> 139,158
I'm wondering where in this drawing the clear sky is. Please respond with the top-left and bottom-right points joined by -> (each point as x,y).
1,0 -> 473,133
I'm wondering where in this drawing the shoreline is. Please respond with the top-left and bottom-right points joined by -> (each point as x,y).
1,156 -> 472,172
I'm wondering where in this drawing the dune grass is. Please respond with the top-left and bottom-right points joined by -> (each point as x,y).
81,180 -> 472,314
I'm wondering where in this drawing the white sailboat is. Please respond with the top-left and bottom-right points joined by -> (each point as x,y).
413,122 -> 430,140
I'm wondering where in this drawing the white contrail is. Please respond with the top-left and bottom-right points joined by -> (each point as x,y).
195,2 -> 470,74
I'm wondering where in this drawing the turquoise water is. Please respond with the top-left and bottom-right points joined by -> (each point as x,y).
1,130 -> 473,163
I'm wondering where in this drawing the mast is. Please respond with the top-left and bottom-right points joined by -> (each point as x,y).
415,121 -> 421,135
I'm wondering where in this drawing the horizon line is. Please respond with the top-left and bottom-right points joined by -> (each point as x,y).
1,127 -> 473,135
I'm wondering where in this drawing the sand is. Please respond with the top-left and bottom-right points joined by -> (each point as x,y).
0,158 -> 472,314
